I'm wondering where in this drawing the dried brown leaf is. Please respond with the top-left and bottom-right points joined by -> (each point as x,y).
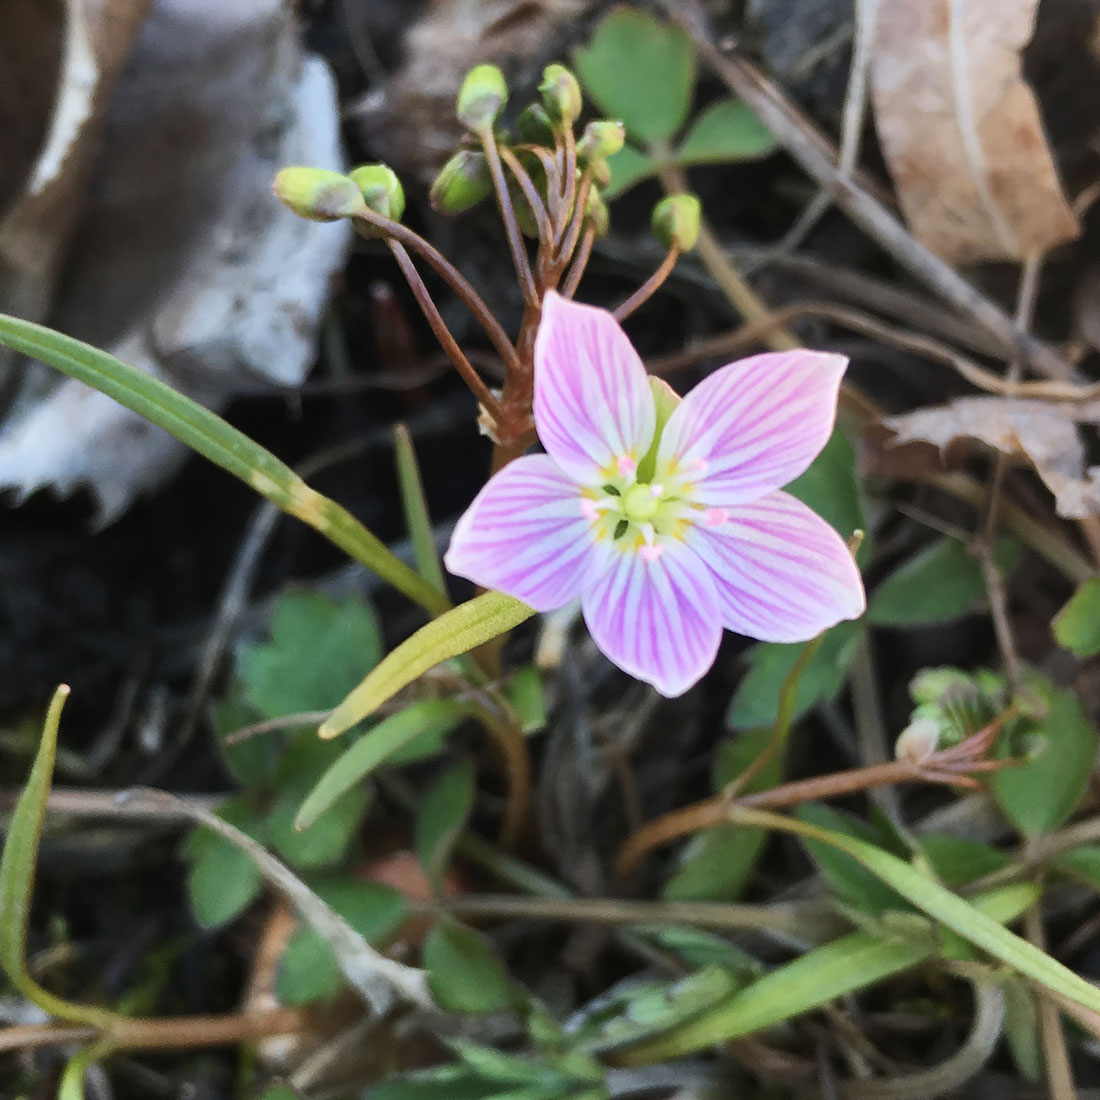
885,396 -> 1100,518
871,0 -> 1079,263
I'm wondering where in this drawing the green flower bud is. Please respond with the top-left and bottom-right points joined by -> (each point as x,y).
651,192 -> 701,252
273,166 -> 365,221
516,103 -> 555,145
586,187 -> 610,238
589,158 -> 611,189
577,119 -> 625,162
349,163 -> 405,221
539,63 -> 582,125
430,150 -> 493,214
457,64 -> 508,132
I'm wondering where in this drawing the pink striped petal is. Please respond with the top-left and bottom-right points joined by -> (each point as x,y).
444,455 -> 594,611
581,539 -> 722,697
534,292 -> 657,483
657,351 -> 847,504
690,490 -> 865,642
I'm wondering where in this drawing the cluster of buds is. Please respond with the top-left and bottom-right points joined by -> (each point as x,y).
272,60 -> 702,468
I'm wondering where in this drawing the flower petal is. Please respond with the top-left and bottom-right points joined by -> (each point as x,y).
581,539 -> 722,697
657,350 -> 847,504
534,291 -> 657,483
690,490 -> 865,642
444,454 -> 594,611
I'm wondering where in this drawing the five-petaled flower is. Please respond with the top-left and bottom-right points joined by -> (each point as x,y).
445,292 -> 866,696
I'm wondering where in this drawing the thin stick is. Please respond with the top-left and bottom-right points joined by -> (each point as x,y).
613,246 -> 680,320
498,145 -> 553,245
561,223 -> 596,298
480,132 -> 539,307
352,210 -> 519,374
1025,899 -> 1078,1100
661,0 -> 1076,381
388,241 -> 505,422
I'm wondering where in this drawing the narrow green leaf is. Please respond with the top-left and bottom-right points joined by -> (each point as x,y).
676,98 -> 777,165
992,686 -> 1098,837
0,688 -> 115,1027
0,313 -> 448,616
1053,575 -> 1100,656
416,760 -> 476,894
58,1041 -> 112,1100
741,808 -> 1100,1014
296,700 -> 470,830
394,423 -> 448,596
574,8 -> 695,145
506,665 -> 547,735
319,593 -> 534,738
423,918 -> 515,1014
617,882 -> 1036,1062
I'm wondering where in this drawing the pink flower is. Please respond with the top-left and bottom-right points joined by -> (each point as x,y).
444,292 -> 865,697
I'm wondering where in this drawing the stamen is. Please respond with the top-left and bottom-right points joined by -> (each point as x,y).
616,454 -> 636,476
702,507 -> 728,527
692,457 -> 708,474
648,484 -> 664,498
580,498 -> 600,521
640,544 -> 665,563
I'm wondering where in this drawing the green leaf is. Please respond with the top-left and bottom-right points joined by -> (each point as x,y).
869,537 -> 1019,627
423,918 -> 515,1014
416,760 -> 476,894
186,798 -> 265,928
992,686 -> 1098,837
619,878 -> 1038,1062
268,773 -> 370,871
919,833 -> 1012,887
320,592 -> 534,739
0,688 -> 115,1027
677,98 -> 777,165
663,726 -> 782,901
1002,979 -> 1043,1083
211,694 -> 281,786
728,620 -> 863,729
1053,575 -> 1100,656
506,665 -> 547,735
574,7 -> 695,145
602,144 -> 658,199
239,590 -> 383,719
394,423 -> 447,595
276,879 -> 407,1005
785,429 -> 866,562
797,804 -> 909,915
0,313 -> 449,616
369,1065 -> 507,1100
1055,844 -> 1100,891
296,700 -> 471,831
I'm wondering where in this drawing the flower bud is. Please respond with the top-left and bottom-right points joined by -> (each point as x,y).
349,164 -> 405,221
516,103 -> 555,145
895,717 -> 941,765
652,192 -> 701,252
457,64 -> 508,132
430,150 -> 493,214
577,119 -> 625,162
539,63 -> 582,125
273,166 -> 365,221
586,187 -> 609,238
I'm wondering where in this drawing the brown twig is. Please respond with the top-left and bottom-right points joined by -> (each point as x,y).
616,715 -> 1013,878
351,210 -> 519,374
1025,898 -> 1078,1100
661,0 -> 1077,382
387,241 -> 505,422
613,246 -> 681,321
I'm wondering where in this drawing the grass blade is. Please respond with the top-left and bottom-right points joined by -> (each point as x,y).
0,314 -> 449,616
320,592 -> 534,738
394,423 -> 447,595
